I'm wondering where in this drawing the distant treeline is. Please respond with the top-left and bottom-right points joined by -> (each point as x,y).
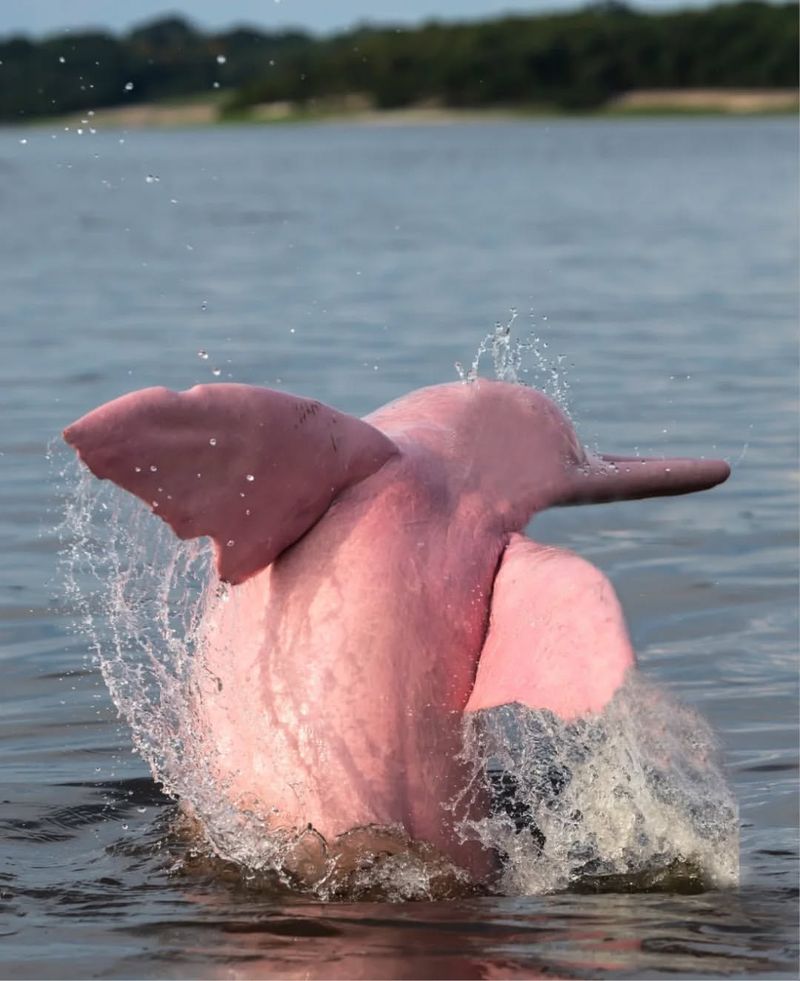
0,1 -> 796,122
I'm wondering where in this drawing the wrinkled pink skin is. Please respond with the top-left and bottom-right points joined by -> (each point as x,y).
64,380 -> 729,877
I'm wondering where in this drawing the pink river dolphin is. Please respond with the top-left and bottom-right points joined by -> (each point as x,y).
64,380 -> 729,879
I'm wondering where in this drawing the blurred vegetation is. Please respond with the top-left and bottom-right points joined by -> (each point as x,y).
0,2 -> 796,122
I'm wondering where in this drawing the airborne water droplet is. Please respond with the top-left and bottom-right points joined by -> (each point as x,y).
149,465 -> 158,472
216,54 -> 227,65
124,81 -> 134,91
209,438 -> 217,446
145,174 -> 160,184
246,474 -> 255,482
197,349 -> 208,359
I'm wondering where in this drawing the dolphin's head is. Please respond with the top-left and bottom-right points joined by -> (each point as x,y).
368,379 -> 730,529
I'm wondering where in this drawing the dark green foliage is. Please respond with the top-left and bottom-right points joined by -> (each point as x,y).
0,3 -> 795,122
223,2 -> 796,113
0,15 -> 313,120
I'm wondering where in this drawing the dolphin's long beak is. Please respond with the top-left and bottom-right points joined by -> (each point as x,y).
561,452 -> 730,505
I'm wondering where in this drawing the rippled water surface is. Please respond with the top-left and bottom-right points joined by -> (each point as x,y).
1,118 -> 797,978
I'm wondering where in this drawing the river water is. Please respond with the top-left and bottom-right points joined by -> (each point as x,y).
1,117 -> 797,978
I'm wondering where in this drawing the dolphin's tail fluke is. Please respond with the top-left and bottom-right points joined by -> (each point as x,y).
64,384 -> 398,585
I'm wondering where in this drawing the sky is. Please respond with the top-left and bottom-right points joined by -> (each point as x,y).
0,0 -> 754,38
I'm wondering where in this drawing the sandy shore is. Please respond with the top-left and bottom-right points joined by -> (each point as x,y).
608,89 -> 799,114
46,88 -> 799,130
248,102 -> 526,126
64,101 -> 219,129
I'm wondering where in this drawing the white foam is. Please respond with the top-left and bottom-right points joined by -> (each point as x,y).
456,676 -> 739,894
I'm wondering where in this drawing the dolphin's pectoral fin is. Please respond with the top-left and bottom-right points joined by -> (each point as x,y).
465,534 -> 635,721
64,383 -> 398,584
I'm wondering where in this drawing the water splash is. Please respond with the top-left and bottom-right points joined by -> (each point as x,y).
455,311 -> 571,413
455,675 -> 739,895
60,470 -> 248,853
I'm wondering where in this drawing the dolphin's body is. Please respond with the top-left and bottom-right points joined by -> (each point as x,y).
64,380 -> 729,877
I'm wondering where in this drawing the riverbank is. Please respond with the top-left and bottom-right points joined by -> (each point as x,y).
607,88 -> 799,114
32,88 -> 800,130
